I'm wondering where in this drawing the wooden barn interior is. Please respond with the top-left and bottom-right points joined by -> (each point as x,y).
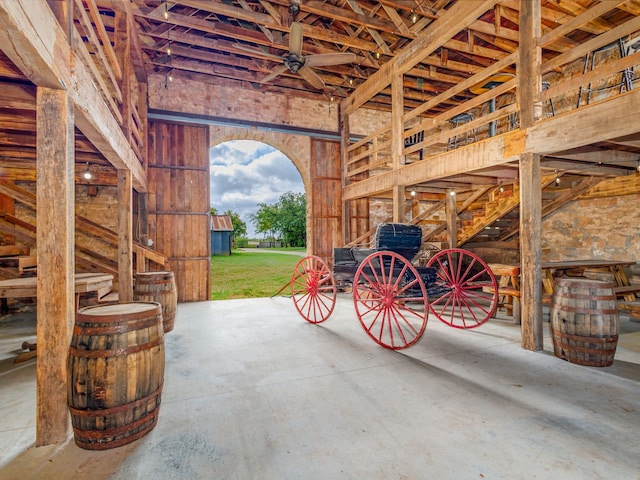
1,0 -> 640,476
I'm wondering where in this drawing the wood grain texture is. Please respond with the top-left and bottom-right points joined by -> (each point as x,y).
35,87 -> 74,445
148,121 -> 210,302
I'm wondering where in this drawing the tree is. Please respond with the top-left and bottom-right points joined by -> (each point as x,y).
274,192 -> 306,247
250,202 -> 279,241
250,192 -> 306,247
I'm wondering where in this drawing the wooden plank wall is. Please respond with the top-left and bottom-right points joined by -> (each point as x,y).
311,139 -> 341,265
147,121 -> 210,302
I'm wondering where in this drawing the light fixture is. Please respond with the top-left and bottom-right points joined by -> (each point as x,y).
164,0 -> 169,19
636,160 -> 640,173
83,163 -> 92,180
449,190 -> 456,197
288,1 -> 301,17
499,184 -> 504,193
374,51 -> 381,60
410,190 -> 416,197
348,77 -> 353,86
411,10 -> 418,23
166,44 -> 171,56
554,170 -> 561,185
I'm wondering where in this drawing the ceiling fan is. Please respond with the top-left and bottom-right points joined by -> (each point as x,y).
240,21 -> 356,90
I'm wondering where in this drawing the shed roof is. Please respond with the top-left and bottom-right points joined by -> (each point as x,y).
211,215 -> 234,232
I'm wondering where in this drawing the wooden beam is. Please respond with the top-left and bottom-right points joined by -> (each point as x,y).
527,88 -> 640,154
0,0 -> 70,89
519,152 -> 543,351
36,87 -> 74,445
343,130 -> 525,201
71,49 -> 147,191
518,0 -> 541,128
445,190 -> 457,248
118,169 -> 133,302
342,0 -> 499,115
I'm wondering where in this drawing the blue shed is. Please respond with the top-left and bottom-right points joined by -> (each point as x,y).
210,215 -> 234,256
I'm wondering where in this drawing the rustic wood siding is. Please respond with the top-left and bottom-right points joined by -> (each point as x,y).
311,139 -> 341,265
148,122 -> 210,302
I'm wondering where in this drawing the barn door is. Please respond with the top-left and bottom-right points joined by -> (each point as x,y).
148,121 -> 210,302
310,139 -> 341,265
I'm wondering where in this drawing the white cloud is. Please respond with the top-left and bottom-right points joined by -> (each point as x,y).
210,140 -> 304,237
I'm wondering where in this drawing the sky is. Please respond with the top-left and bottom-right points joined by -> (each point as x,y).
210,140 -> 305,238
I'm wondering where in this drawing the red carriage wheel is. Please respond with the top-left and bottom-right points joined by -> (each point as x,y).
426,248 -> 498,329
291,255 -> 337,324
353,251 -> 428,350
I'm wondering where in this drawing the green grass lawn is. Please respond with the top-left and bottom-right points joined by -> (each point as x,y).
210,250 -> 304,300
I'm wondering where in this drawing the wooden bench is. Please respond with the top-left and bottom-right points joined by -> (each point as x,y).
617,301 -> 640,322
613,285 -> 640,301
487,264 -> 521,323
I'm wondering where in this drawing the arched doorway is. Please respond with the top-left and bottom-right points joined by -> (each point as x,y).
209,140 -> 305,246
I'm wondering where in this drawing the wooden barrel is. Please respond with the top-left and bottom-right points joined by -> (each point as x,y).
133,271 -> 177,333
68,302 -> 165,450
550,278 -> 619,367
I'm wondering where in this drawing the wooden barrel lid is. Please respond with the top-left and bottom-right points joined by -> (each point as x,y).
78,302 -> 160,316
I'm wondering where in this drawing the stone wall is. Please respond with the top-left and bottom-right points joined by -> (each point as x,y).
542,193 -> 640,273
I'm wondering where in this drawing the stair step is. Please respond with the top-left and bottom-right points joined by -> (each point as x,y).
99,292 -> 119,303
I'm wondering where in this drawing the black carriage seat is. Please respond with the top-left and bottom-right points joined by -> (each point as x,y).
374,223 -> 422,262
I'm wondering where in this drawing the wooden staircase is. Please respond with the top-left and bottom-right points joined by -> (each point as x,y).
346,172 -> 610,251
0,180 -> 166,284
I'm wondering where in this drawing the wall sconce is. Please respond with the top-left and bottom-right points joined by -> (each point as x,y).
83,162 -> 92,180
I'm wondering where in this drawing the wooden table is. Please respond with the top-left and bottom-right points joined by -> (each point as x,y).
489,260 -> 639,324
0,272 -> 113,314
540,260 -> 637,300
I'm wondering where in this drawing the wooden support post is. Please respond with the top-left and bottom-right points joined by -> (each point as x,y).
339,104 -> 351,245
391,73 -> 404,223
446,190 -> 457,248
118,168 -> 133,301
392,185 -> 405,223
519,0 -> 543,351
36,87 -> 74,446
519,153 -> 543,350
411,197 -> 420,219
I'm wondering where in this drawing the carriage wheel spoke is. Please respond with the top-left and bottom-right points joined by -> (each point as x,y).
291,256 -> 336,324
427,249 -> 498,329
353,251 -> 428,350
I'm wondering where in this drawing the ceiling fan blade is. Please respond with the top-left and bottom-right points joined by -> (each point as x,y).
289,21 -> 303,57
236,44 -> 283,62
259,64 -> 289,84
298,65 -> 325,89
305,52 -> 356,67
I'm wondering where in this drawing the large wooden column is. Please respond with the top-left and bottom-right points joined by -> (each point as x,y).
445,190 -> 457,248
519,0 -> 543,350
391,73 -> 404,222
339,105 -> 351,245
118,168 -> 133,301
519,153 -> 543,350
36,87 -> 75,445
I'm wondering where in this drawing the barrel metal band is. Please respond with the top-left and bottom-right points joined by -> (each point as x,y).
69,384 -> 163,417
69,338 -> 164,358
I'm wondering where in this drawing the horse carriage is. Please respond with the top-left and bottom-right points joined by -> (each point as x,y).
289,223 -> 499,350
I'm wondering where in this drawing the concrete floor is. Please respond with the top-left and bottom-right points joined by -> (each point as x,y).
1,296 -> 639,479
